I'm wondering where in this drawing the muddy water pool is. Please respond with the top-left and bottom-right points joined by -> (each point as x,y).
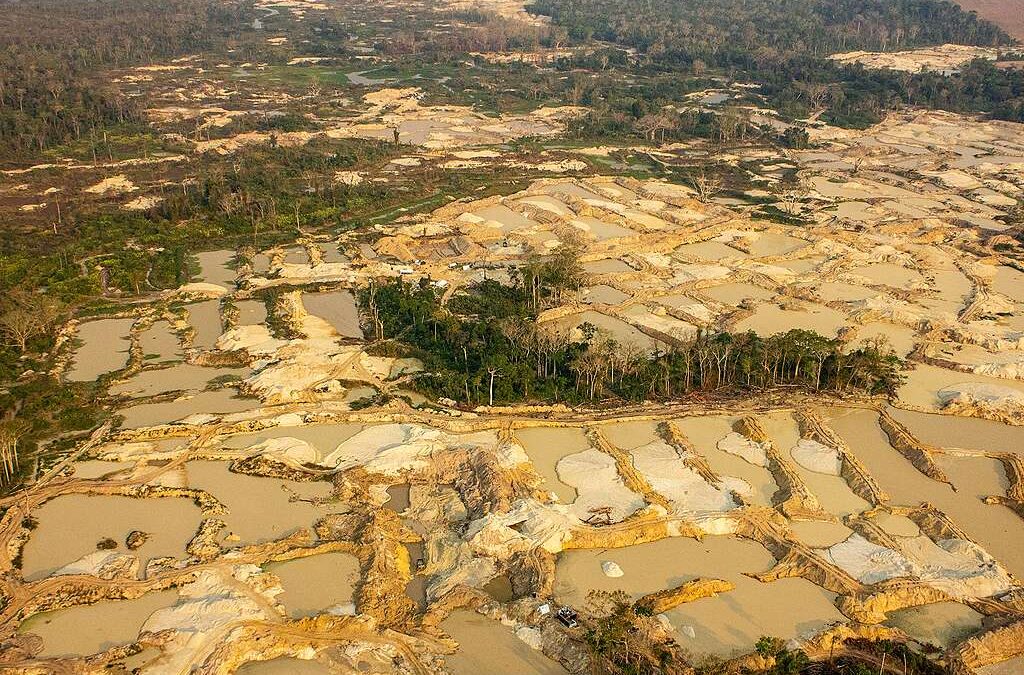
302,290 -> 362,339
760,412 -> 869,517
19,589 -> 179,658
22,494 -> 203,579
194,250 -> 236,289
441,611 -> 568,675
267,551 -> 359,617
67,317 -> 135,381
514,427 -> 589,503
825,407 -> 1024,578
885,602 -> 984,648
554,536 -> 843,657
186,460 -> 337,546
117,388 -> 255,428
186,299 -> 223,349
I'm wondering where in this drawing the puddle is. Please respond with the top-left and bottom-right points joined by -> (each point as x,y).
825,407 -> 1024,577
18,589 -> 179,658
441,611 -> 568,675
267,552 -> 359,617
186,299 -> 223,349
302,290 -> 363,338
186,460 -> 336,546
110,364 -> 249,398
514,427 -> 589,503
885,602 -> 983,648
117,388 -> 255,428
554,535 -> 843,657
67,317 -> 135,381
194,250 -> 236,289
22,495 -> 203,580
138,321 -> 182,362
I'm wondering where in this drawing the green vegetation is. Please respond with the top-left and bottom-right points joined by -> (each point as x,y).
529,0 -> 1024,126
0,0 -> 253,158
359,263 -> 904,407
582,590 -> 688,675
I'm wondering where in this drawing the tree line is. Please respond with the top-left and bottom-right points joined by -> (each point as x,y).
528,0 -> 1024,126
0,0 -> 252,157
359,272 -> 903,407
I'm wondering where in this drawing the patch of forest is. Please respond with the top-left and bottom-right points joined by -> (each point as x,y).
359,263 -> 904,407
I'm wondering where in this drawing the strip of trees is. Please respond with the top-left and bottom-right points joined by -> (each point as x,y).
529,0 -> 1024,127
359,275 -> 903,407
0,0 -> 251,157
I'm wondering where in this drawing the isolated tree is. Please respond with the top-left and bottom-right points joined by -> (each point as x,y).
0,290 -> 61,352
688,170 -> 722,204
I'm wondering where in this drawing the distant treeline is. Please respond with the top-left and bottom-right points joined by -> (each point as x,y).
0,0 -> 252,156
359,274 -> 903,407
529,0 -> 1024,126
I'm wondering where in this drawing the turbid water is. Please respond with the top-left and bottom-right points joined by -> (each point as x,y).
441,611 -> 568,675
734,304 -> 847,338
267,552 -> 359,617
67,317 -> 135,381
117,388 -> 255,428
302,290 -> 363,338
186,299 -> 223,350
186,461 -> 337,546
887,407 -> 1024,455
220,423 -> 365,458
885,602 -> 984,648
703,282 -> 776,306
513,426 -> 589,503
790,520 -> 856,547
138,320 -> 182,362
235,299 -> 268,325
110,364 -> 249,398
674,416 -> 778,507
21,494 -> 203,579
825,407 -> 1024,577
896,363 -> 1024,410
552,310 -> 660,353
19,589 -> 179,658
554,535 -> 844,657
195,250 -> 236,289
760,412 -> 869,517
